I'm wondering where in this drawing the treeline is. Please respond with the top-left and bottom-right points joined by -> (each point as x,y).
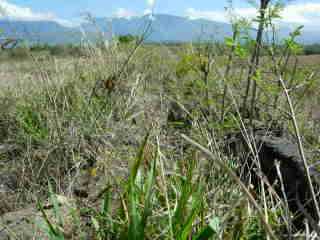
0,35 -> 139,59
162,42 -> 320,56
1,39 -> 320,60
0,44 -> 83,59
304,44 -> 320,55
30,44 -> 82,56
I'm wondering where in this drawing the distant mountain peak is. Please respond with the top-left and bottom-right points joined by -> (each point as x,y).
0,14 -> 319,44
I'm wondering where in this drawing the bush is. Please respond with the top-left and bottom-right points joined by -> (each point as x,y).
16,104 -> 49,143
304,44 -> 320,55
118,34 -> 137,44
30,43 -> 51,52
8,47 -> 30,59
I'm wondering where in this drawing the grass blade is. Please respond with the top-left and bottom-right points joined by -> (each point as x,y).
127,130 -> 151,239
141,149 -> 157,232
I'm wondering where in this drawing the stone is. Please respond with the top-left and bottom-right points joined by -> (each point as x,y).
0,172 -> 17,193
0,172 -> 18,215
255,136 -> 318,228
226,131 -> 320,231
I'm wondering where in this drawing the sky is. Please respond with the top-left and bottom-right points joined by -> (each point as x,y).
0,0 -> 320,29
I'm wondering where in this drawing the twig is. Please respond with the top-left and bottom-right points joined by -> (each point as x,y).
278,75 -> 320,222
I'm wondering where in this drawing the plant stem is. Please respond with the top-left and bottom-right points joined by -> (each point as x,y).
278,75 -> 320,222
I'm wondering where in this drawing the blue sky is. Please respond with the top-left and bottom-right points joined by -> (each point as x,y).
1,0 -> 248,20
1,0 -> 320,29
4,0 -> 245,19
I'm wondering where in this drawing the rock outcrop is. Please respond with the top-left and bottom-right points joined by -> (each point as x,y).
226,130 -> 320,230
255,136 -> 319,228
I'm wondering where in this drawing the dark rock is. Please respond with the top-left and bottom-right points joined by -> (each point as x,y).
226,131 -> 320,231
0,172 -> 19,215
255,136 -> 318,228
0,173 -> 17,193
0,144 -> 17,154
73,188 -> 89,198
0,193 -> 16,215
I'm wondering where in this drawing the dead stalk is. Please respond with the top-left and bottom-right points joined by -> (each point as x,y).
278,75 -> 320,222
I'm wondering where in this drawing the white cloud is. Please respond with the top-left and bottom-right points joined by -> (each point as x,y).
143,9 -> 156,20
281,3 -> 320,27
113,8 -> 137,19
144,0 -> 155,17
186,8 -> 228,22
147,0 -> 155,8
0,0 -> 54,20
0,0 -> 73,26
186,2 -> 320,29
143,9 -> 152,16
113,7 -> 155,20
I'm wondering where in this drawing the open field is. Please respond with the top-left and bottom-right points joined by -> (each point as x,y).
0,39 -> 320,240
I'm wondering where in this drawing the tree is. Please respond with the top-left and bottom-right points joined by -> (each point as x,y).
118,34 -> 137,44
241,0 -> 271,120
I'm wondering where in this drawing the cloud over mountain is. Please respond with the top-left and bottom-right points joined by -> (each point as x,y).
113,8 -> 137,19
0,1 -> 319,45
0,0 -> 72,26
185,2 -> 320,30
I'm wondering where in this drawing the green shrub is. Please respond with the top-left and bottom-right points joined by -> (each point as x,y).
48,44 -> 82,57
30,43 -> 51,52
304,44 -> 320,55
9,46 -> 30,59
118,34 -> 137,44
16,104 -> 48,142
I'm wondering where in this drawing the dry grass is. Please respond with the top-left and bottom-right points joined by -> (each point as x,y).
0,40 -> 320,239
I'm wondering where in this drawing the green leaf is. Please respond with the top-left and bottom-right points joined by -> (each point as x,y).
91,216 -> 100,232
141,150 -> 157,236
48,183 -> 63,226
130,131 -> 150,183
101,187 -> 111,216
290,25 -> 304,38
127,131 -> 152,239
178,205 -> 200,240
37,200 -> 64,239
172,165 -> 194,233
225,37 -> 234,48
194,217 -> 220,240
235,45 -> 248,58
128,179 -> 142,239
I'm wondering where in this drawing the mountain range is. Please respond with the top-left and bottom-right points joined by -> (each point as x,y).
0,14 -> 319,45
